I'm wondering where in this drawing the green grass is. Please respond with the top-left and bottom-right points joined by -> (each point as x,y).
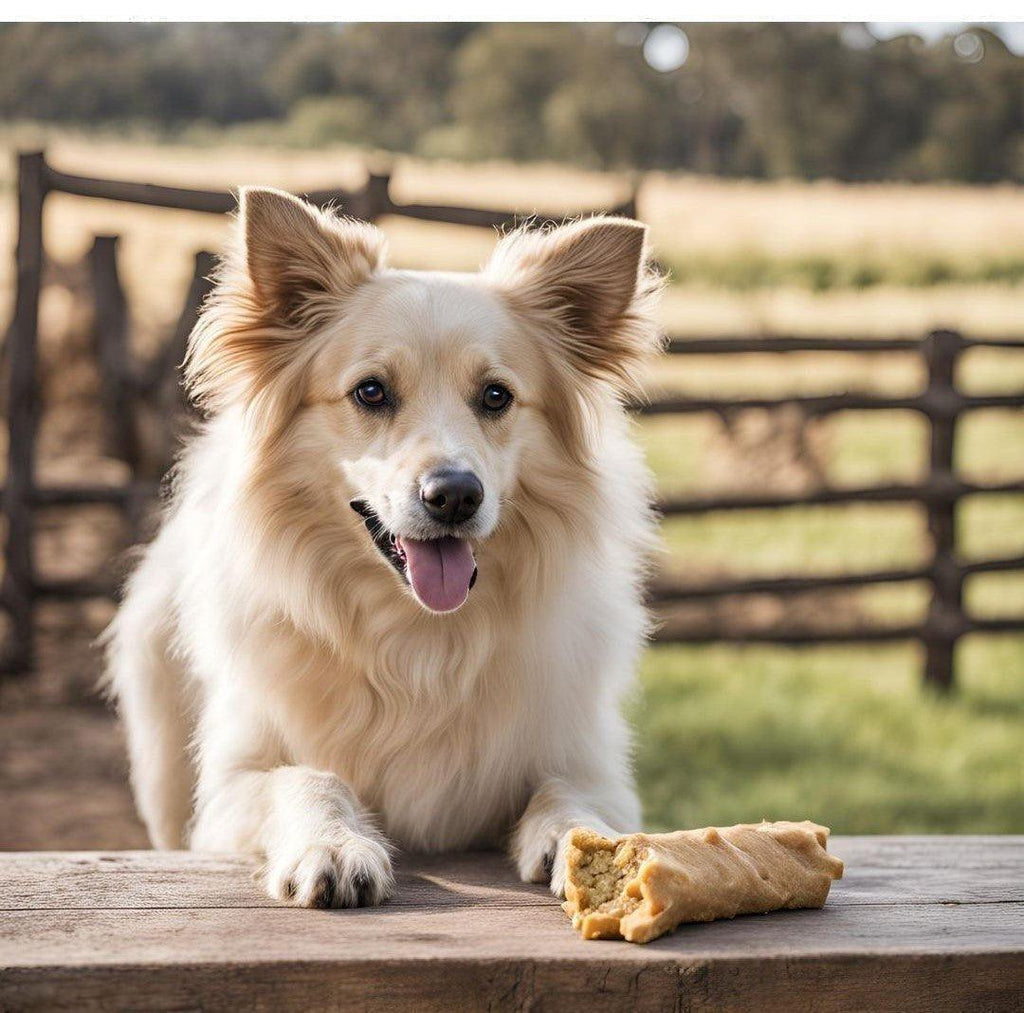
660,503 -> 929,577
634,638 -> 1024,834
632,346 -> 1024,834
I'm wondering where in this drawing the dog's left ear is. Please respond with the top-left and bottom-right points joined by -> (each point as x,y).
488,217 -> 661,396
242,186 -> 384,325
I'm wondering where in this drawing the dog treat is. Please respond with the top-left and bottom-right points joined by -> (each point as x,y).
562,820 -> 843,943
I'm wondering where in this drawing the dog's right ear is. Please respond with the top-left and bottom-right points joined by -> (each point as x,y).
241,187 -> 384,326
185,189 -> 385,413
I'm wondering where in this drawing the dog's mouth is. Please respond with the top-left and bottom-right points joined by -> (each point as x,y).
350,500 -> 478,613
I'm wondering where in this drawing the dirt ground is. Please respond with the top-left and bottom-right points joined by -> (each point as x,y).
0,701 -> 146,851
0,601 -> 147,850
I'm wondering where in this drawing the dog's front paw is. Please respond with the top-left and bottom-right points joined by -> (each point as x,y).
263,835 -> 395,908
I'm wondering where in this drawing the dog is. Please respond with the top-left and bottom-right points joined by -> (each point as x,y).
105,186 -> 662,907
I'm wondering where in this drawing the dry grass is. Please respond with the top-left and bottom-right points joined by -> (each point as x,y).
3,129 -> 1024,338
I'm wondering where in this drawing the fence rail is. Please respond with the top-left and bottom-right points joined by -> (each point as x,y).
659,478 -> 1024,515
663,335 -> 1024,354
3,152 -> 1023,689
41,161 -> 639,226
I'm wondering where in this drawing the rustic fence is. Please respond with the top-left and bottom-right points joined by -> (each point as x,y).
3,151 -> 1023,690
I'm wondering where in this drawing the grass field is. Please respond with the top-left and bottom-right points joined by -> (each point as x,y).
2,128 -> 1022,834
636,638 -> 1024,834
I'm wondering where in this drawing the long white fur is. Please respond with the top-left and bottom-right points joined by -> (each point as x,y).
105,190 -> 662,906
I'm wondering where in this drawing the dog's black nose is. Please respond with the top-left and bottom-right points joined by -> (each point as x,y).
420,469 -> 483,525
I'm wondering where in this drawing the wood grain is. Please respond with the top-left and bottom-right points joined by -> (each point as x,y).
1,838 -> 1022,1010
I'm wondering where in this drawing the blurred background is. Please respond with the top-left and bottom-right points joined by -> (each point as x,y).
1,22 -> 1022,850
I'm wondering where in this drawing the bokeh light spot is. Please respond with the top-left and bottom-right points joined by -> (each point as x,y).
643,24 -> 690,73
953,31 -> 985,63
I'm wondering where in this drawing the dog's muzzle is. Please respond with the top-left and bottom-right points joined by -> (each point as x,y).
350,499 -> 478,613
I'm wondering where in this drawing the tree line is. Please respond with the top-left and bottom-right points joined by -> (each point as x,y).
1,22 -> 1020,182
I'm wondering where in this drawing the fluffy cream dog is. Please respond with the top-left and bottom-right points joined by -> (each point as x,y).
106,188 -> 662,907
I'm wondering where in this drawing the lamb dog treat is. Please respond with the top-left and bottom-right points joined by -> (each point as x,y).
563,820 -> 844,943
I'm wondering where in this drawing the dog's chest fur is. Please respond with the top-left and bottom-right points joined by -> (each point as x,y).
262,603 -> 566,852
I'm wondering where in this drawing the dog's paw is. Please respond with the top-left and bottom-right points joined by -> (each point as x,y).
263,835 -> 395,909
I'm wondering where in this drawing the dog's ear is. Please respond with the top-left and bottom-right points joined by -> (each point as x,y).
488,217 -> 662,397
185,189 -> 385,413
241,186 -> 384,325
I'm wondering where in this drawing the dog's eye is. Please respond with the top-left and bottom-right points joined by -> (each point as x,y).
355,379 -> 389,409
481,383 -> 513,413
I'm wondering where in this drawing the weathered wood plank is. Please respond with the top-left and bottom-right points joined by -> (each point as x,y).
1,840 -> 1022,1011
3,900 -> 1023,964
3,953 -> 1022,1013
0,850 -> 551,911
4,838 -> 1023,911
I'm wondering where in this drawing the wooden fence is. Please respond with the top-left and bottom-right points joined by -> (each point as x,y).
2,151 -> 1023,689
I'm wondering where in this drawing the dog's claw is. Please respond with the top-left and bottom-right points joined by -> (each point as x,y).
351,871 -> 372,907
309,870 -> 338,909
542,849 -> 555,880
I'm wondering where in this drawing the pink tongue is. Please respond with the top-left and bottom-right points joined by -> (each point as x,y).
397,536 -> 476,613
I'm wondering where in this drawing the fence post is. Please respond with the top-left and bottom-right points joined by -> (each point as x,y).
922,329 -> 965,692
618,172 -> 643,220
89,235 -> 140,472
147,249 -> 217,476
362,170 -> 392,222
2,151 -> 47,673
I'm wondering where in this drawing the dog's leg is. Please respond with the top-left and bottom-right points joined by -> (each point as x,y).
105,547 -> 195,850
511,771 -> 642,898
189,691 -> 394,908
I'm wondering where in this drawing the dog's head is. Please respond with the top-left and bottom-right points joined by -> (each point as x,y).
186,188 -> 660,614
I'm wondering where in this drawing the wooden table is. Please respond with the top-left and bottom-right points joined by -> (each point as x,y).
2,838 -> 1022,1011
